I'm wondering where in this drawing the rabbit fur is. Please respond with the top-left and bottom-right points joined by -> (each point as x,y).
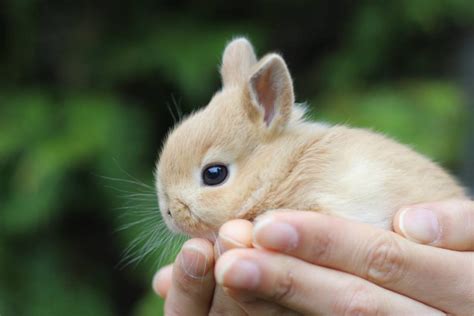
156,38 -> 467,238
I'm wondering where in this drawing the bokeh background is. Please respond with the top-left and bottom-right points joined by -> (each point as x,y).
1,1 -> 473,315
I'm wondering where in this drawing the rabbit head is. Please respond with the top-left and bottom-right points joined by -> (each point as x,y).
156,37 -> 300,238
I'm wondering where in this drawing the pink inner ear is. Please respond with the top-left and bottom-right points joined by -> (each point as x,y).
254,68 -> 277,126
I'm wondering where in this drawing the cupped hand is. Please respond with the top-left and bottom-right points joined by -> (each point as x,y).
153,199 -> 473,315
153,220 -> 298,315
215,199 -> 473,315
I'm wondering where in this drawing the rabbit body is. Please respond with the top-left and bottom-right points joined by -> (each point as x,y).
237,118 -> 466,230
156,38 -> 466,237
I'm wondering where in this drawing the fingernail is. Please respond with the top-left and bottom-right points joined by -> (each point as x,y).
216,258 -> 260,290
180,245 -> 209,278
253,216 -> 299,251
217,233 -> 247,254
399,208 -> 440,244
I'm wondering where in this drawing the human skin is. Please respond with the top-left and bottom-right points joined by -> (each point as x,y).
154,200 -> 474,315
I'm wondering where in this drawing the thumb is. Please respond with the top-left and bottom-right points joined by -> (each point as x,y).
393,199 -> 474,251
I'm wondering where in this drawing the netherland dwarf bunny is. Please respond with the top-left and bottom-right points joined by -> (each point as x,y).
156,37 -> 467,238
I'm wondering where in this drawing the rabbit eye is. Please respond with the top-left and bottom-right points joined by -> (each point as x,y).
202,164 -> 228,186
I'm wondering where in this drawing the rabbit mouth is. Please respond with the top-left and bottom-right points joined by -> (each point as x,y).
178,199 -> 207,224
168,199 -> 215,237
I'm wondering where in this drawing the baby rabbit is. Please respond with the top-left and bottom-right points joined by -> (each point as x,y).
156,37 -> 467,238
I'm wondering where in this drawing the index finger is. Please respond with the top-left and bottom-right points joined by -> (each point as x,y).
252,211 -> 474,315
215,219 -> 253,257
209,219 -> 253,316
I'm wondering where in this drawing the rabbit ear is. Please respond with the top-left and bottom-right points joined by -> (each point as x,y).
246,54 -> 294,130
221,37 -> 257,87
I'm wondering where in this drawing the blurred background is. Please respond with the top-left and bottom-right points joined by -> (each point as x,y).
0,1 -> 473,315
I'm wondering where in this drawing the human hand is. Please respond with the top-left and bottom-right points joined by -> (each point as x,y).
153,220 -> 298,315
152,220 -> 248,315
215,200 -> 474,315
393,199 -> 473,250
153,199 -> 473,315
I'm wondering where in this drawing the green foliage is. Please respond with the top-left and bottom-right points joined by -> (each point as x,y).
314,81 -> 468,165
98,20 -> 265,99
133,293 -> 165,316
0,93 -> 149,235
0,1 -> 472,315
0,92 -> 154,315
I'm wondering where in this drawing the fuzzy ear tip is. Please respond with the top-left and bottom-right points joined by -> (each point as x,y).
221,36 -> 257,86
231,35 -> 251,43
224,36 -> 254,53
264,53 -> 286,66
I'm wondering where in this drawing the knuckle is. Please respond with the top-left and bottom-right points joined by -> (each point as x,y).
209,306 -> 238,316
175,270 -> 204,296
164,300 -> 183,316
309,230 -> 333,262
209,291 -> 244,316
267,269 -> 297,303
365,233 -> 405,286
334,283 -> 380,316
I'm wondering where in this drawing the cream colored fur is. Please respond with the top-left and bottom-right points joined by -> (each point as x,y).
156,37 -> 467,237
